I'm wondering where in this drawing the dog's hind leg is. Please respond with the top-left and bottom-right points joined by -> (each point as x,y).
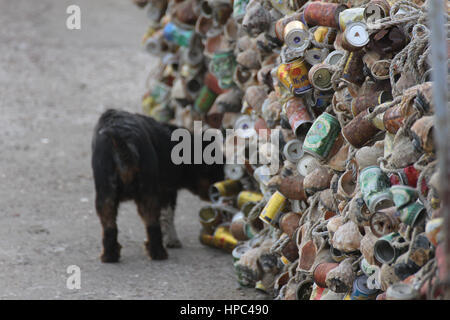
136,198 -> 168,260
160,196 -> 182,248
96,195 -> 121,263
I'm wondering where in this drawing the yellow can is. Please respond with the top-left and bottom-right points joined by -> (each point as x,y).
277,58 -> 313,96
209,179 -> 242,202
212,226 -> 238,252
314,27 -> 329,43
259,191 -> 286,225
237,191 -> 263,210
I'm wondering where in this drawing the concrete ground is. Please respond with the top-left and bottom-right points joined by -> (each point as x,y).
0,0 -> 266,300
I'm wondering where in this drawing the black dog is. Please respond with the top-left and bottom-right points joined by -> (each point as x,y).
91,109 -> 224,262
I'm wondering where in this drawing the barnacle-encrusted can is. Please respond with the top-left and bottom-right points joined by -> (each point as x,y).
373,232 -> 407,264
398,200 -> 426,227
303,2 -> 348,29
302,112 -> 341,161
277,58 -> 313,96
259,191 -> 286,225
346,275 -> 379,300
163,22 -> 193,47
341,51 -> 365,85
390,185 -> 419,210
351,91 -> 391,116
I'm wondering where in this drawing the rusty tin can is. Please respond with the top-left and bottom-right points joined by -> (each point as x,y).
279,175 -> 307,201
277,58 -> 313,96
313,262 -> 339,288
342,108 -> 380,148
351,91 -> 391,117
373,232 -> 407,264
284,96 -> 314,140
303,2 -> 348,29
275,12 -> 306,41
303,112 -> 341,161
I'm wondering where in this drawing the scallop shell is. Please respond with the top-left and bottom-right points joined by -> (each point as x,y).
331,220 -> 362,253
303,166 -> 334,195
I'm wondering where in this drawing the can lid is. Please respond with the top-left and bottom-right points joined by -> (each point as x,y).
283,139 -> 304,162
344,22 -> 369,48
324,50 -> 346,66
234,115 -> 256,138
285,28 -> 310,51
310,66 -> 333,91
304,48 -> 328,66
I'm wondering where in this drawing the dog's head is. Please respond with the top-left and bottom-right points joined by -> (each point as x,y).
191,163 -> 225,201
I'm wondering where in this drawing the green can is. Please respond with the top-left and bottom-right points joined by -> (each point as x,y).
359,166 -> 392,212
194,85 -> 217,113
302,112 -> 341,160
398,200 -> 426,227
163,22 -> 193,47
373,232 -> 406,264
209,50 -> 236,90
390,185 -> 419,210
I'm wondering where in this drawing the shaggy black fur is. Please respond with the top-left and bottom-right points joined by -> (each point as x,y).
91,109 -> 224,262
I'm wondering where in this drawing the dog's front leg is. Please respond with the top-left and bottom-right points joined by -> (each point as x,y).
137,198 -> 168,260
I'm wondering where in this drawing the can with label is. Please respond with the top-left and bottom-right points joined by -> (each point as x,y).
199,206 -> 222,234
390,185 -> 419,210
302,112 -> 341,161
373,232 -> 407,264
194,85 -> 217,113
259,191 -> 287,225
398,200 -> 426,227
359,166 -> 393,213
277,58 -> 313,96
163,22 -> 193,47
275,12 -> 306,41
348,275 -> 379,300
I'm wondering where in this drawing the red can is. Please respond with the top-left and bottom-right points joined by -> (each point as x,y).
342,108 -> 380,148
304,2 -> 348,29
284,97 -> 314,140
313,262 -> 339,288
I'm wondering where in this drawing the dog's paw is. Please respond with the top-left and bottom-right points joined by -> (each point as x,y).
147,246 -> 168,260
165,238 -> 182,249
100,252 -> 120,263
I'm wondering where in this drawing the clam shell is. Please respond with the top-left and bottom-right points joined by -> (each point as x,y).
331,220 -> 362,253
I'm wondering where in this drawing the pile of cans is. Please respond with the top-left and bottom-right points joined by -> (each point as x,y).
133,0 -> 447,300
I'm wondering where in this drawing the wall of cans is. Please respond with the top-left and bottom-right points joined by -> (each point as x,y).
133,0 -> 448,300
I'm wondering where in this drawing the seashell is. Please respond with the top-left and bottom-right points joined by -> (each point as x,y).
326,143 -> 349,172
325,258 -> 355,293
298,239 -> 317,271
378,263 -> 400,291
303,166 -> 334,195
174,0 -> 199,25
215,88 -> 244,113
319,188 -> 338,213
337,169 -> 358,199
233,65 -> 258,90
236,35 -> 255,52
297,154 -> 320,177
205,33 -> 228,55
332,220 -> 362,253
237,49 -> 261,70
224,17 -> 239,42
360,226 -> 379,265
410,115 -> 434,153
279,212 -> 301,239
195,15 -> 213,37
389,131 -> 422,169
327,215 -> 344,236
244,85 -> 267,112
241,0 -> 271,37
355,141 -> 384,170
